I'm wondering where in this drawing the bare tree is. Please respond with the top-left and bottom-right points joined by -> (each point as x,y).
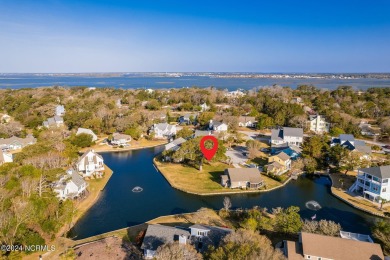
156,242 -> 202,260
223,197 -> 232,212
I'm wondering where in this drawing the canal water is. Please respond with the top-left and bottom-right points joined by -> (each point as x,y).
69,146 -> 379,239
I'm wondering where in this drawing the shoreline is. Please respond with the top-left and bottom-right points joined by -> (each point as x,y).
80,139 -> 168,153
153,157 -> 293,196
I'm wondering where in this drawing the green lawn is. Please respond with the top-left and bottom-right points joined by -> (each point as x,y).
154,159 -> 284,194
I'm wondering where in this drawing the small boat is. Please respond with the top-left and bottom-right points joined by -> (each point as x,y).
132,186 -> 143,192
311,214 -> 317,220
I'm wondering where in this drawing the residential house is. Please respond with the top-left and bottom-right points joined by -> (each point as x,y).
151,123 -> 177,139
224,89 -> 245,98
43,116 -> 64,128
270,127 -> 303,146
282,232 -> 384,260
0,150 -> 13,165
54,169 -> 87,200
111,133 -> 131,146
221,168 -> 264,189
291,97 -> 303,105
179,114 -> 196,125
308,114 -> 330,133
267,152 -> 291,175
77,150 -> 105,177
0,134 -> 37,151
209,120 -> 228,132
164,137 -> 187,152
349,165 -> 390,202
141,224 -> 232,259
238,116 -> 257,128
271,143 -> 302,160
200,103 -> 210,112
76,128 -> 98,142
55,105 -> 65,116
359,121 -> 381,137
331,134 -> 371,159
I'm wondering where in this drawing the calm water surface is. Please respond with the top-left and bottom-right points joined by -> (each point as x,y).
69,146 -> 379,239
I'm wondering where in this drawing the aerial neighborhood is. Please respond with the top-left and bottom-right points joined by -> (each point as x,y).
0,85 -> 389,259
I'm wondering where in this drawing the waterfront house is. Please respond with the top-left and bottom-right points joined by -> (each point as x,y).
77,150 -> 105,177
221,168 -> 263,189
267,152 -> 291,175
331,134 -> 371,159
282,232 -> 384,260
0,150 -> 13,165
209,120 -> 228,132
111,133 -> 131,146
238,116 -> 257,128
0,134 -> 37,151
308,114 -> 330,133
141,224 -> 232,259
349,165 -> 390,202
54,169 -> 87,200
76,127 -> 98,142
164,137 -> 187,152
43,116 -> 64,128
270,127 -> 303,146
151,123 -> 177,139
55,105 -> 65,116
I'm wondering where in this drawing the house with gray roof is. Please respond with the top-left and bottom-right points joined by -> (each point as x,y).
151,123 -> 177,139
238,116 -> 257,128
55,105 -> 65,116
111,132 -> 131,146
349,165 -> 390,202
0,150 -> 13,165
331,134 -> 371,158
221,168 -> 264,189
209,120 -> 228,132
271,127 -> 303,147
54,169 -> 87,200
0,134 -> 37,151
141,224 -> 232,258
164,137 -> 187,151
43,116 -> 64,128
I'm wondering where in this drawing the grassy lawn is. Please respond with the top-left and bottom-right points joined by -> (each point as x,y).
248,156 -> 268,166
155,159 -> 285,194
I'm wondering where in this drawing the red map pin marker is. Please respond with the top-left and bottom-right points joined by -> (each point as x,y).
200,136 -> 218,160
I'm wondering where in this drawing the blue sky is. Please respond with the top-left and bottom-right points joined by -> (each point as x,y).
1,0 -> 390,73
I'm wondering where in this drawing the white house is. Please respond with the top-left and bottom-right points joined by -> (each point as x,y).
238,116 -> 257,128
151,123 -> 176,139
224,89 -> 245,98
54,169 -> 88,200
270,127 -> 303,146
200,103 -> 210,112
349,165 -> 390,202
76,128 -> 98,142
330,134 -> 371,159
0,150 -> 13,165
308,114 -> 330,133
111,133 -> 131,146
55,105 -> 65,116
209,120 -> 228,132
77,150 -> 105,177
43,116 -> 64,128
0,134 -> 37,151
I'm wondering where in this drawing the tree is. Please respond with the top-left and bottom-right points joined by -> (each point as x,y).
256,114 -> 274,130
302,220 -> 341,236
205,229 -> 285,260
125,126 -> 142,140
198,112 -> 215,126
273,206 -> 302,234
145,99 -> 161,110
176,127 -> 193,139
303,157 -> 317,174
223,197 -> 232,212
379,197 -> 388,210
372,220 -> 390,255
70,133 -> 93,148
156,242 -> 202,260
329,127 -> 345,137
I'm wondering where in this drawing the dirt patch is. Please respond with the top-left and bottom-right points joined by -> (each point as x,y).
74,236 -> 142,260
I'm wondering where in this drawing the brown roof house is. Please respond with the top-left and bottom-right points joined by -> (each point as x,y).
283,232 -> 384,260
267,152 -> 291,175
221,168 -> 263,189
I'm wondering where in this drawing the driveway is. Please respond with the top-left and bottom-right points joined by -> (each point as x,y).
226,146 -> 248,165
238,131 -> 271,142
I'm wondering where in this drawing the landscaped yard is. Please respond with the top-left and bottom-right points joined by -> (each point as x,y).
154,159 -> 285,194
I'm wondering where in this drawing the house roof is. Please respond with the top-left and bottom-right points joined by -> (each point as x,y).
154,123 -> 175,132
194,130 -> 215,138
190,224 -> 211,231
141,224 -> 190,251
300,232 -> 384,260
225,168 -> 263,184
71,172 -> 86,188
238,116 -> 256,124
354,145 -> 372,154
359,165 -> 390,179
164,137 -> 187,151
78,150 -> 103,164
339,134 -> 355,142
0,135 -> 37,147
271,129 -> 283,141
0,150 -> 12,163
284,127 -> 303,138
112,132 -> 131,140
276,152 -> 291,161
267,161 -> 284,171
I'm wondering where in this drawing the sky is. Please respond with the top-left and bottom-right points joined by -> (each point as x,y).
1,0 -> 390,73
